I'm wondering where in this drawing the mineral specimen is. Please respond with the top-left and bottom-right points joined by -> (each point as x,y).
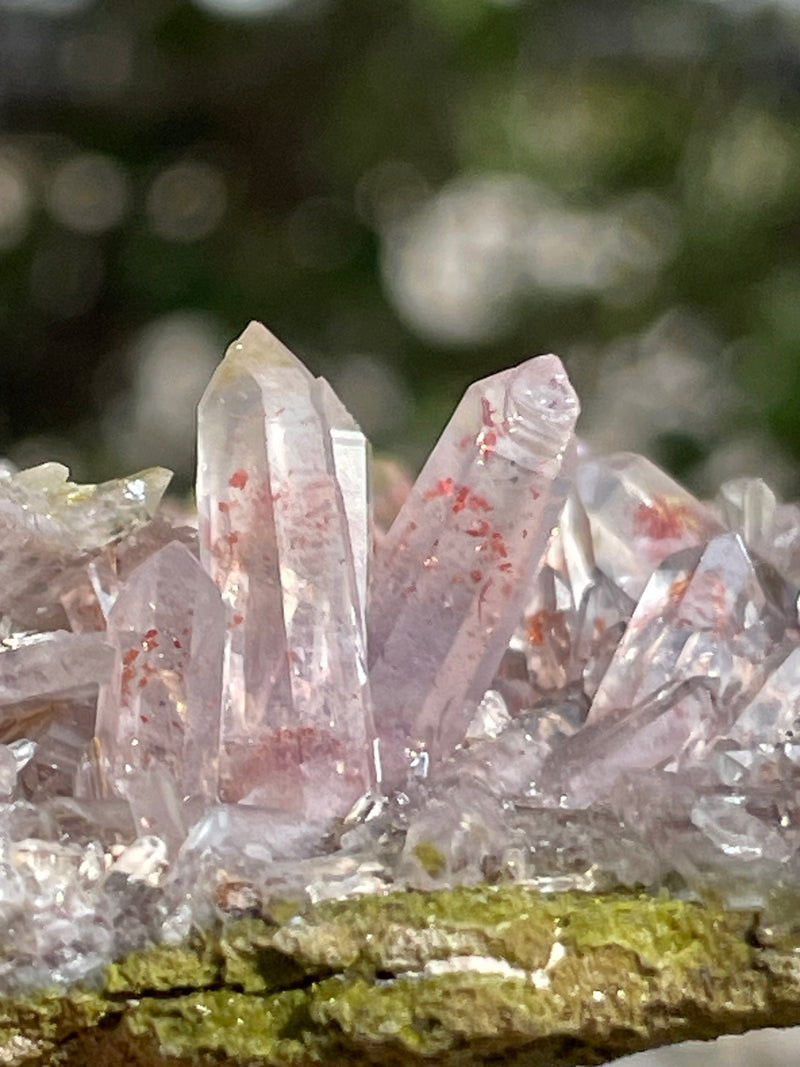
3,319 -> 800,1017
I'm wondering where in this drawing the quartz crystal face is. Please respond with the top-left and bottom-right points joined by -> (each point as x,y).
368,354 -> 580,785
91,541 -> 225,838
196,322 -> 376,816
4,321 -> 800,992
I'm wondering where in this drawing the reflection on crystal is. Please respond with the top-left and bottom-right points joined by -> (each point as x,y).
4,322 -> 800,992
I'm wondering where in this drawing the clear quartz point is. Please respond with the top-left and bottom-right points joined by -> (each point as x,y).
368,354 -> 579,786
588,532 -> 799,724
719,476 -> 800,587
196,322 -> 376,816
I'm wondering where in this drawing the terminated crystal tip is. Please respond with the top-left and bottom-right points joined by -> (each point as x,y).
367,353 -> 580,787
196,321 -> 376,818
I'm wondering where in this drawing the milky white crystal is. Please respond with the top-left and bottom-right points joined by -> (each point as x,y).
196,322 -> 376,815
368,354 -> 579,786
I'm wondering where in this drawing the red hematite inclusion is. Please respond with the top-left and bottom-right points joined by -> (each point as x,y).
367,352 -> 580,787
634,494 -> 704,541
195,322 -> 375,819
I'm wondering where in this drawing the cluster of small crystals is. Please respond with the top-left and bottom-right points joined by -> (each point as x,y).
2,323 -> 800,991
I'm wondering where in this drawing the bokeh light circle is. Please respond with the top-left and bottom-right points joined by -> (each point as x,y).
146,161 -> 227,243
48,153 -> 130,234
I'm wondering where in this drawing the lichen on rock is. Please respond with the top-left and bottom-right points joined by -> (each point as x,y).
2,883 -> 798,1067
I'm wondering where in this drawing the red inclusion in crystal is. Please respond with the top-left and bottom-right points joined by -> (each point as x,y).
466,519 -> 490,537
635,496 -> 699,541
423,477 -> 455,501
668,575 -> 691,603
478,577 -> 494,619
452,486 -> 470,513
142,629 -> 159,651
229,469 -> 249,490
490,531 -> 508,557
468,493 -> 492,512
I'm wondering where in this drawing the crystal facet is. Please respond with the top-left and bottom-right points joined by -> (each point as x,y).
91,541 -> 225,834
368,354 -> 579,785
196,322 -> 376,815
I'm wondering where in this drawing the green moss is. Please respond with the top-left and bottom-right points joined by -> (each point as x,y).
2,884 -> 800,1066
125,988 -> 318,1064
105,934 -> 220,995
558,892 -> 751,975
220,918 -> 309,993
411,840 -> 447,878
0,985 -> 109,1040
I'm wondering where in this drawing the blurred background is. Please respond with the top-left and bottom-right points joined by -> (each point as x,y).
2,0 -> 800,499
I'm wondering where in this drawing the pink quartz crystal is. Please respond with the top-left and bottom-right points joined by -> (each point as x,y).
91,541 -> 225,831
577,451 -> 722,600
196,322 -> 376,815
368,354 -> 579,786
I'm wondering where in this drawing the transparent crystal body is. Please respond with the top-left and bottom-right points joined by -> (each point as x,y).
196,322 -> 376,815
367,354 -> 579,785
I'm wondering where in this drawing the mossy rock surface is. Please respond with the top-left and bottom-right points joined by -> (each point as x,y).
1,884 -> 798,1066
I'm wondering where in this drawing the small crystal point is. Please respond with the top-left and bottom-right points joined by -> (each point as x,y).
588,532 -> 798,724
577,451 -> 722,600
368,353 -> 579,786
0,464 -> 172,631
196,322 -> 376,817
91,540 -> 225,815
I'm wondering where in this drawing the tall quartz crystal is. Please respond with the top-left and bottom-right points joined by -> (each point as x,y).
368,354 -> 579,786
196,322 -> 376,816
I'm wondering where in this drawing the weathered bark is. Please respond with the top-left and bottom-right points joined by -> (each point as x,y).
2,884 -> 799,1066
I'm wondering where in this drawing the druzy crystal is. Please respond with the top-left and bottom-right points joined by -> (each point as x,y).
3,321 -> 800,992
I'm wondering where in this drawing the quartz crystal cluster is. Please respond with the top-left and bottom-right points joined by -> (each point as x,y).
2,321 -> 800,991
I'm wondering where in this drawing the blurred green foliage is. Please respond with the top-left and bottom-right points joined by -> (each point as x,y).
1,0 -> 800,494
